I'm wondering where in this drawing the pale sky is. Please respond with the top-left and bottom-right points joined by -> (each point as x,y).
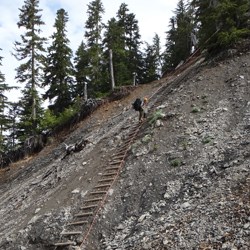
0,0 -> 179,101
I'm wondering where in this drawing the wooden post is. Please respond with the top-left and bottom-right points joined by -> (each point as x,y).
84,82 -> 88,101
109,49 -> 115,90
133,72 -> 137,86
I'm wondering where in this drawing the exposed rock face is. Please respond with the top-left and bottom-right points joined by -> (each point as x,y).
0,50 -> 249,250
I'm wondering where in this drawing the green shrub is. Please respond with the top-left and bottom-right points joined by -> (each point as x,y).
191,107 -> 200,113
142,134 -> 151,143
40,105 -> 78,131
170,159 -> 181,167
202,136 -> 212,144
218,28 -> 250,47
181,140 -> 188,150
149,110 -> 164,125
40,109 -> 58,130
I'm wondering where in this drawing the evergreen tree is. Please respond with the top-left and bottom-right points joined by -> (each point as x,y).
84,0 -> 105,95
0,51 -> 4,85
43,8 -> 74,115
191,0 -> 250,52
13,0 -> 46,137
102,17 -> 126,89
0,51 -> 7,152
0,50 -> 20,150
163,0 -> 194,71
5,103 -> 19,150
73,41 -> 89,98
116,3 -> 143,85
162,17 -> 176,72
142,34 -> 162,83
17,88 -> 44,142
191,0 -> 221,51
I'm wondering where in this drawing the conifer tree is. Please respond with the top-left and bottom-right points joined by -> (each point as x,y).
13,0 -> 46,138
102,17 -> 126,89
162,17 -> 176,73
0,51 -> 7,152
163,0 -> 194,71
116,3 -> 143,85
142,34 -> 162,83
0,50 -> 20,150
84,0 -> 105,95
191,0 -> 250,52
73,41 -> 89,99
5,103 -> 19,150
43,8 -> 74,114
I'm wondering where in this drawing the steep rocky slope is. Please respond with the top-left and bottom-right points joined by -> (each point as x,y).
0,48 -> 249,250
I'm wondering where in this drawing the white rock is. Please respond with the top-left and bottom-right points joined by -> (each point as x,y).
181,202 -> 191,209
72,188 -> 80,194
35,208 -> 41,214
138,213 -> 148,222
163,238 -> 169,245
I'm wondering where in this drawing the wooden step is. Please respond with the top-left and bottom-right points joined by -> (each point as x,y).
128,131 -> 138,136
54,241 -> 75,246
90,191 -> 107,195
109,161 -> 123,165
131,124 -> 139,129
122,141 -> 131,147
129,128 -> 138,133
112,155 -> 125,160
112,152 -> 126,157
106,166 -> 120,171
98,178 -> 114,183
61,231 -> 82,236
113,152 -> 126,157
94,184 -> 111,189
84,197 -> 103,202
117,145 -> 130,152
103,172 -> 117,176
67,220 -> 88,226
80,204 -> 98,210
75,212 -> 93,217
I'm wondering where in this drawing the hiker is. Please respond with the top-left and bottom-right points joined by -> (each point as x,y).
132,97 -> 148,122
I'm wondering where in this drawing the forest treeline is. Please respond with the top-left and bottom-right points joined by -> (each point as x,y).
0,0 -> 249,164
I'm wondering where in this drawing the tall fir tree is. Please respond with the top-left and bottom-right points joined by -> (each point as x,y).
191,0 -> 250,52
5,103 -> 20,150
162,17 -> 176,72
102,17 -> 126,89
13,0 -> 46,139
163,0 -> 194,71
0,49 -> 21,151
0,50 -> 8,152
142,34 -> 162,83
43,8 -> 74,115
73,41 -> 90,99
84,0 -> 105,95
116,3 -> 143,85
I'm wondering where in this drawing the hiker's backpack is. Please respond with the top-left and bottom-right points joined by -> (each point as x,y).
133,98 -> 142,111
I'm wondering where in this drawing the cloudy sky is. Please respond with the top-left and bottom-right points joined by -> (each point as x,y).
0,0 -> 179,101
